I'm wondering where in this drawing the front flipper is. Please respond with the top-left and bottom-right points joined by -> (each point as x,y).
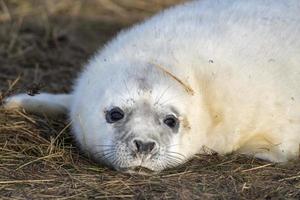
4,93 -> 72,116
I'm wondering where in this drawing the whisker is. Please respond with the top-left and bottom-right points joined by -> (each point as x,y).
108,86 -> 128,104
103,153 -> 116,162
165,152 -> 186,166
94,148 -> 116,155
123,79 -> 131,97
159,93 -> 188,106
94,153 -> 113,162
154,85 -> 172,105
95,145 -> 116,147
165,157 -> 179,168
166,151 -> 186,159
165,154 -> 184,163
165,156 -> 182,167
166,143 -> 181,148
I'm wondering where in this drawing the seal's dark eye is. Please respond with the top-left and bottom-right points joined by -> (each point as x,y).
163,115 -> 178,129
106,107 -> 124,123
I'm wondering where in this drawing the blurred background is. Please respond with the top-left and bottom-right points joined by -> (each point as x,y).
0,0 -> 185,94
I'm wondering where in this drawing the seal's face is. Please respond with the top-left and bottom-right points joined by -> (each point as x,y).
72,64 -> 203,172
101,99 -> 184,171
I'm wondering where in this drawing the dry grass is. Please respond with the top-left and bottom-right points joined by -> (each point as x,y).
0,0 -> 300,199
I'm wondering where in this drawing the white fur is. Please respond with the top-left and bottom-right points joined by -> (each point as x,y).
4,0 -> 300,170
5,93 -> 70,116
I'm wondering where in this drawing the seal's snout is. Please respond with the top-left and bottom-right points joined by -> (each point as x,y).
132,139 -> 158,155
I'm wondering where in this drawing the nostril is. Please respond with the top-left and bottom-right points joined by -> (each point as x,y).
148,142 -> 155,152
133,140 -> 157,154
134,140 -> 142,152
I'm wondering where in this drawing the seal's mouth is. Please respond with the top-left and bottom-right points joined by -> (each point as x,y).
115,160 -> 156,173
114,158 -> 157,173
121,166 -> 155,175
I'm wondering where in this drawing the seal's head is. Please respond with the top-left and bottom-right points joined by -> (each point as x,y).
71,60 -> 208,172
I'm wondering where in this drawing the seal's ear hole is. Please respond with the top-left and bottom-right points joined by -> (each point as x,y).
106,107 -> 124,123
163,114 -> 179,129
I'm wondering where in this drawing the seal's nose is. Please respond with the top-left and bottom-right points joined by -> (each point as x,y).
133,139 -> 157,154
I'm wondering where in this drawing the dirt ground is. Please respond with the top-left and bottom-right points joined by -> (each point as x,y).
0,0 -> 300,199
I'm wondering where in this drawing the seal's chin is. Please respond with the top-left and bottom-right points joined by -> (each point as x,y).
117,162 -> 160,175
119,166 -> 156,174
113,160 -> 158,173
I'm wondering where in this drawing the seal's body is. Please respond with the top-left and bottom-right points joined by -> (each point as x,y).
5,0 -> 300,171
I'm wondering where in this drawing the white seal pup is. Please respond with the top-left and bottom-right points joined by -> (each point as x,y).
4,0 -> 300,172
